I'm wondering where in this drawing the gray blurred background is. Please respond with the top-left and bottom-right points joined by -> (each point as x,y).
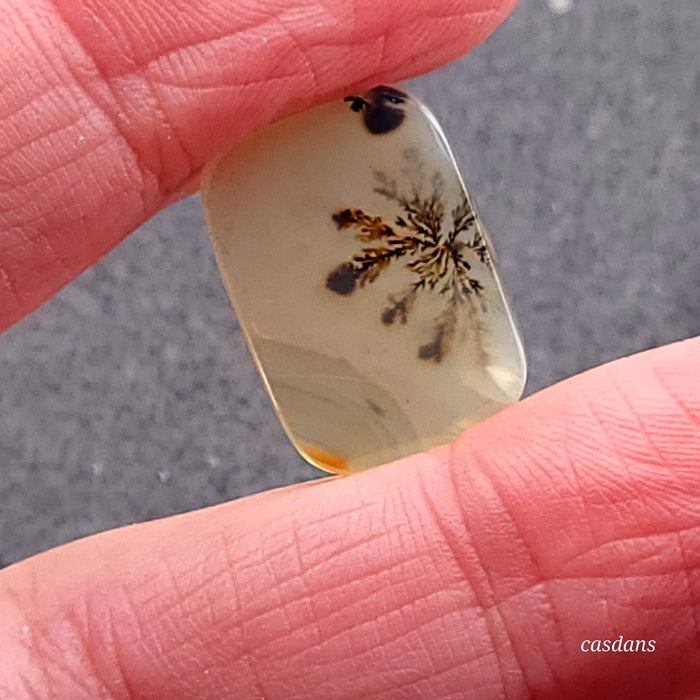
1,0 -> 698,566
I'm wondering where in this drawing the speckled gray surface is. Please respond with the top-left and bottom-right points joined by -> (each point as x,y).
1,0 -> 698,566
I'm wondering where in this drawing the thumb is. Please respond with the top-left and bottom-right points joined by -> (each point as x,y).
0,0 -> 516,331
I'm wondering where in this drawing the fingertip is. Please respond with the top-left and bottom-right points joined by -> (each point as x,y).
1,0 -> 516,330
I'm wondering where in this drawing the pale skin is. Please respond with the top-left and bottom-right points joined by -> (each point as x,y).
1,0 -> 699,696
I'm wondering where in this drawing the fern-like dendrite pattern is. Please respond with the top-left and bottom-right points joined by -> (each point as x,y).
326,170 -> 493,362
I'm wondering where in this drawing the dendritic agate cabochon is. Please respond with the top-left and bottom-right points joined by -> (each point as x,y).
203,86 -> 526,474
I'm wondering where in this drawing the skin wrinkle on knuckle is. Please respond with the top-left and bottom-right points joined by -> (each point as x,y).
392,492 -> 508,691
43,0 -> 166,199
608,374 -> 672,472
572,388 -> 676,533
31,4 -> 320,200
113,524 -> 284,693
445,352 -> 700,688
408,460 -> 524,694
218,483 -> 483,694
5,531 -> 220,698
0,84 -> 80,162
0,583 -> 45,698
37,0 -> 494,190
0,6 -> 157,320
0,576 -> 99,698
40,3 -> 333,192
1,139 -> 110,219
59,603 -> 120,699
559,526 -> 696,578
212,531 -> 270,698
54,548 -> 241,696
286,514 -> 326,650
0,30 -> 99,193
540,364 -> 697,535
183,516 -> 398,690
452,461 -> 544,693
582,369 -> 700,526
440,437 -> 612,692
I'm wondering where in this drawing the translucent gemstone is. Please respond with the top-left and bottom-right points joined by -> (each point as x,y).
203,86 -> 526,474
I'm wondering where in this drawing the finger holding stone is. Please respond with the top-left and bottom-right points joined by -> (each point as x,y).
0,338 -> 699,698
0,0 -> 517,332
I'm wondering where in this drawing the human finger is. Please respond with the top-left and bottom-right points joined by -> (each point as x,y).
1,337 -> 698,698
0,0 -> 517,332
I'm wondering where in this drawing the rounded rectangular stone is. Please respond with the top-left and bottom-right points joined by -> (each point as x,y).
203,86 -> 526,474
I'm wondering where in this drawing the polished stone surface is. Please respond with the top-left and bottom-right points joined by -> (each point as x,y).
204,88 -> 525,472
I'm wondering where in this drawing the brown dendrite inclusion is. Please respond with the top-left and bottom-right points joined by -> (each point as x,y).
326,168 -> 493,362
